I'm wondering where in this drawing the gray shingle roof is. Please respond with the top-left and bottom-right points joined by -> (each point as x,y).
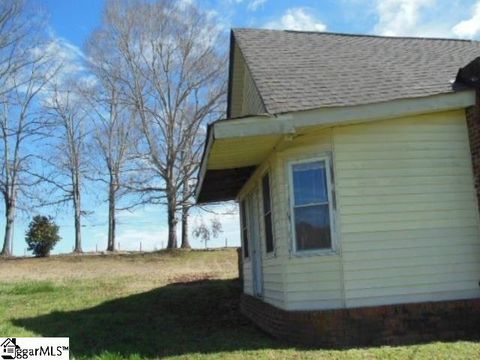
232,29 -> 480,115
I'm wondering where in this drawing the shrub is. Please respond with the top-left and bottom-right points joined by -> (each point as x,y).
25,215 -> 61,257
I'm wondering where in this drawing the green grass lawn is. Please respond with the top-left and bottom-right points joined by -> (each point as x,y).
1,249 -> 479,359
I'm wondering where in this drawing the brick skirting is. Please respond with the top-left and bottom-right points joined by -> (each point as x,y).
240,294 -> 480,347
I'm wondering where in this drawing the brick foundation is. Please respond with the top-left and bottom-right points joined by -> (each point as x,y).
241,294 -> 480,347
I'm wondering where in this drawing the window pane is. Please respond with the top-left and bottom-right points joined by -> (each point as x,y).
264,213 -> 274,253
243,228 -> 249,258
240,201 -> 249,258
262,174 -> 271,214
294,204 -> 331,251
240,200 -> 247,227
292,161 -> 328,206
262,173 -> 274,254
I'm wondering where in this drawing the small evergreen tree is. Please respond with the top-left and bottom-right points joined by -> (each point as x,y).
25,216 -> 61,257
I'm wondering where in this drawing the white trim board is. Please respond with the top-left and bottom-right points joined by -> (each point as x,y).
213,91 -> 476,140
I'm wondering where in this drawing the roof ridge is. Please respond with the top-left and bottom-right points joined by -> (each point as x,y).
232,27 -> 479,43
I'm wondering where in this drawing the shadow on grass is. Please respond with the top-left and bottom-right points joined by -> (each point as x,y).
13,279 -> 285,358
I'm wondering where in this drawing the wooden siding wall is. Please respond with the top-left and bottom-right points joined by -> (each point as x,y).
334,110 -> 480,308
229,43 -> 245,118
243,260 -> 253,295
239,109 -> 480,311
240,175 -> 285,308
239,129 -> 345,310
242,68 -> 265,115
230,42 -> 265,118
276,130 -> 345,310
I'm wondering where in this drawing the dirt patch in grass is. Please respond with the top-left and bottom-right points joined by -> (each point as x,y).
169,272 -> 216,285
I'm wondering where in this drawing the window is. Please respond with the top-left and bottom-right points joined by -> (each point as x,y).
290,158 -> 334,252
262,173 -> 274,253
240,200 -> 249,258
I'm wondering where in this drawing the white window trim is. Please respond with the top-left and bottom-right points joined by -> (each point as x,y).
287,155 -> 337,256
261,170 -> 276,258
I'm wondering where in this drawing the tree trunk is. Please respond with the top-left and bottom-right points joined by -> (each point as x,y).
167,196 -> 177,249
1,203 -> 15,257
107,181 -> 116,251
180,204 -> 190,249
73,185 -> 82,253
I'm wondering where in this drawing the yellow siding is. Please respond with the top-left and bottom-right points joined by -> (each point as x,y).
256,168 -> 286,308
229,43 -> 245,118
230,42 -> 265,118
256,152 -> 290,308
333,109 -> 480,308
239,109 -> 480,311
243,261 -> 253,295
276,130 -> 345,310
283,255 -> 344,310
241,178 -> 286,308
262,260 -> 284,308
242,68 -> 265,115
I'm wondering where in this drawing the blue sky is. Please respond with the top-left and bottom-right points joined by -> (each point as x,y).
7,0 -> 480,255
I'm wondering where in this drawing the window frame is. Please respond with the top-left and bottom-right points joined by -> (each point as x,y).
261,171 -> 275,256
288,155 -> 337,256
240,199 -> 250,261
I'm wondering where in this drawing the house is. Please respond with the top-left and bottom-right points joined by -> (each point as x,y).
1,338 -> 18,359
195,29 -> 480,346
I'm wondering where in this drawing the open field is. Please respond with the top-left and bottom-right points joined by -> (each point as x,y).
1,249 -> 480,359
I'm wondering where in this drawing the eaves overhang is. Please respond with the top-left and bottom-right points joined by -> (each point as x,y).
195,90 -> 476,204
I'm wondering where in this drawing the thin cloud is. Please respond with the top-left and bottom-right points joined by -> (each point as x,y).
373,0 -> 435,36
224,0 -> 266,11
366,0 -> 477,39
248,0 -> 267,11
265,7 -> 327,32
452,1 -> 480,39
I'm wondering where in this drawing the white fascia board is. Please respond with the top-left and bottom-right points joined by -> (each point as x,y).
291,90 -> 476,128
212,91 -> 476,140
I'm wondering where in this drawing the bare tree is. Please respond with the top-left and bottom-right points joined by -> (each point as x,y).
85,83 -> 138,251
92,0 -> 227,248
178,115 -> 206,249
180,167 -> 193,249
0,0 -> 57,256
84,29 -> 142,252
41,84 -> 88,253
192,217 -> 222,249
0,0 -> 38,98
